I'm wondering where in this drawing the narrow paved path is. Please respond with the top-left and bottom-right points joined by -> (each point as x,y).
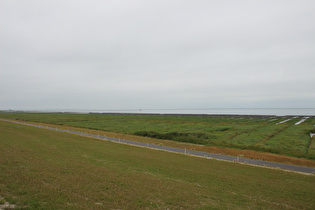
1,119 -> 314,174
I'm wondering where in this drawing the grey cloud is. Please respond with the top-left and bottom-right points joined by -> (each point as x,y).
1,0 -> 315,110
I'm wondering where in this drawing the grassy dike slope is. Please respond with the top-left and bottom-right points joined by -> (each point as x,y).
0,121 -> 314,209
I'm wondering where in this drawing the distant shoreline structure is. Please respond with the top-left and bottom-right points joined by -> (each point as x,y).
1,108 -> 315,117
88,112 -> 315,118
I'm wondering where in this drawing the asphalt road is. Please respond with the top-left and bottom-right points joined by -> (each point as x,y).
1,119 -> 315,174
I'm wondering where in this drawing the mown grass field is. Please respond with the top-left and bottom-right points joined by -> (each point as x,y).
0,121 -> 315,209
1,112 -> 315,160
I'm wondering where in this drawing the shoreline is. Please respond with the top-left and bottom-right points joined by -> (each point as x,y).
89,112 -> 315,118
1,110 -> 315,118
0,108 -> 315,118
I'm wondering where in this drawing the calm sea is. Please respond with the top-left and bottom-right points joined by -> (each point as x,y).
90,108 -> 315,116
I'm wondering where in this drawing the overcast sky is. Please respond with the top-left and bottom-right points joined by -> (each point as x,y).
1,0 -> 315,111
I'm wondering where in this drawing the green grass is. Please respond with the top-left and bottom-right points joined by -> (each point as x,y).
1,112 -> 315,159
263,118 -> 315,157
0,121 -> 315,209
308,136 -> 315,159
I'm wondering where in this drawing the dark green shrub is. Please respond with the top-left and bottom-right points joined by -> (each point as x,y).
133,131 -> 209,145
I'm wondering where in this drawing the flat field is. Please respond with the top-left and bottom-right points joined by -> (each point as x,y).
1,112 -> 315,160
1,121 -> 315,209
